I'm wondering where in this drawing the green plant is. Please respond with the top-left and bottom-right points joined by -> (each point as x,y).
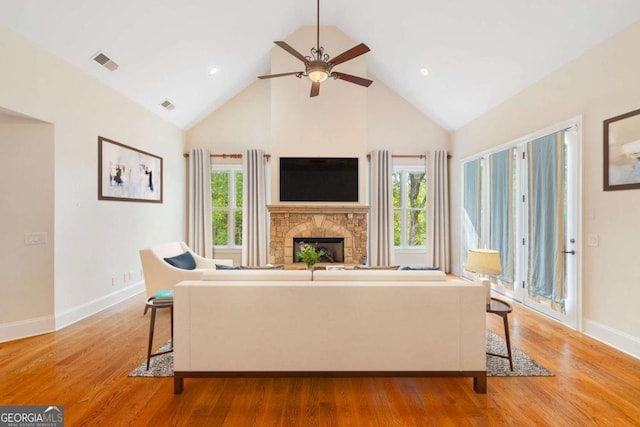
296,243 -> 326,268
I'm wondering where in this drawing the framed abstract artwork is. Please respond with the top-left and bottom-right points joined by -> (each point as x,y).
604,108 -> 640,191
98,136 -> 163,203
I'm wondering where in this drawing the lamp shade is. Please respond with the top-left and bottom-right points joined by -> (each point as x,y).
466,249 -> 503,276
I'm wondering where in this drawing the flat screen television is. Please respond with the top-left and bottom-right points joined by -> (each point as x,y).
279,157 -> 358,202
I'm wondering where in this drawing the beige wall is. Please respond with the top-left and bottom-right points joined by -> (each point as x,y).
187,79 -> 271,153
451,20 -> 640,357
0,116 -> 54,336
367,74 -> 450,153
0,23 -> 186,340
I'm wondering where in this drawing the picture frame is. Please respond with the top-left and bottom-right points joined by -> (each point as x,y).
98,136 -> 163,203
604,108 -> 640,191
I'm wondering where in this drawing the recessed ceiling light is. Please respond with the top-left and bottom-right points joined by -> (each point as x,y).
420,68 -> 429,77
209,67 -> 219,76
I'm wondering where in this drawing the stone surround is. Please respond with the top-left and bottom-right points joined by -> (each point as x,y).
267,205 -> 369,266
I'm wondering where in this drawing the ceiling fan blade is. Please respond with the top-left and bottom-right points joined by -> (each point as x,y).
274,41 -> 310,65
258,71 -> 303,79
328,43 -> 370,66
310,81 -> 320,97
332,72 -> 373,87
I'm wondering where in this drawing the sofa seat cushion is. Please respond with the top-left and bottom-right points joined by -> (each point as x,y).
164,251 -> 196,270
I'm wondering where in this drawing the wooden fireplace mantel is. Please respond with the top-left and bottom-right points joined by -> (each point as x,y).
267,204 -> 370,215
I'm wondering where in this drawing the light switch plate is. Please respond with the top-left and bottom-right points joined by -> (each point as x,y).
25,232 -> 48,245
587,234 -> 599,247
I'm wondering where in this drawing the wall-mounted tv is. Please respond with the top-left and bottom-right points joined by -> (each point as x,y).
280,157 -> 358,202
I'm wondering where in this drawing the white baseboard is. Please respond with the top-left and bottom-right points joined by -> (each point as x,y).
583,319 -> 640,360
0,315 -> 56,343
55,281 -> 145,330
1,282 -> 145,343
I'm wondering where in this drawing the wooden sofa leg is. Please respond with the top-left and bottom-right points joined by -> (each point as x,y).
474,372 -> 487,393
174,375 -> 184,394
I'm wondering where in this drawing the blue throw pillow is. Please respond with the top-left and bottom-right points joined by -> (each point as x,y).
163,251 -> 196,270
399,265 -> 440,270
215,264 -> 241,270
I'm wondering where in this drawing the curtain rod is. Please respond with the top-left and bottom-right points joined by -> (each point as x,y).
182,153 -> 449,160
365,153 -> 451,160
183,153 -> 271,160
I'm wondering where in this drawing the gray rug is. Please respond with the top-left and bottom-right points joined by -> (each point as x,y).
485,330 -> 553,377
129,332 -> 553,378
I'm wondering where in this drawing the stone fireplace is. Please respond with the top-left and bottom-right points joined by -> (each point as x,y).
267,205 -> 369,266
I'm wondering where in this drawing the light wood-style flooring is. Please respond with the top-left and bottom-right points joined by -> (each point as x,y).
2,291 -> 640,426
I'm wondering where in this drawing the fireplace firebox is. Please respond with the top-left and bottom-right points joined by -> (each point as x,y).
293,237 -> 344,263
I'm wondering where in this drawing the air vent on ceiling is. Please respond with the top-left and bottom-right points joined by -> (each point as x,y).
92,52 -> 119,71
161,100 -> 176,111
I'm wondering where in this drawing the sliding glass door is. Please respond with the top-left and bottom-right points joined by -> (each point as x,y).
462,119 -> 580,328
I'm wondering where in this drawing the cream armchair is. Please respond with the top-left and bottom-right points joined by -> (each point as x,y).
139,241 -> 233,300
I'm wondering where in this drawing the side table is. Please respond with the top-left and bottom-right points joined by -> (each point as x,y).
486,297 -> 514,371
145,297 -> 174,370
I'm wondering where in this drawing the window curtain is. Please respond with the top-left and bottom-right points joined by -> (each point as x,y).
528,131 -> 566,311
489,149 -> 515,288
463,158 -> 482,267
242,148 -> 267,266
369,150 -> 394,266
426,150 -> 450,272
188,148 -> 212,258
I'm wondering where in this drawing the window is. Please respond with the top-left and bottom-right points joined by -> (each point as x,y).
392,168 -> 427,248
211,167 -> 243,247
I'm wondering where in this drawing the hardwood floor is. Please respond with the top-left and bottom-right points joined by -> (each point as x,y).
2,292 -> 640,426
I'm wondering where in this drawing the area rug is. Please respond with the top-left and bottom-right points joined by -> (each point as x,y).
129,332 -> 553,378
485,330 -> 554,377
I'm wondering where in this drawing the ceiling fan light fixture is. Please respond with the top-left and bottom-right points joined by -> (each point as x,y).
308,69 -> 329,83
257,0 -> 372,96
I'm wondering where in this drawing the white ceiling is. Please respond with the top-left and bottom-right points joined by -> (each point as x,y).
2,0 -> 640,131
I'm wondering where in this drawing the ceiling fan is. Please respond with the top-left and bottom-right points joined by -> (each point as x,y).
257,0 -> 373,97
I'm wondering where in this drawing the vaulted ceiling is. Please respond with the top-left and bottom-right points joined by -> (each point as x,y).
2,0 -> 640,131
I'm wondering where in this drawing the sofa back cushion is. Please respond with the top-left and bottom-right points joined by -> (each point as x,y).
241,264 -> 285,270
353,265 -> 400,270
312,269 -> 447,281
201,269 -> 312,281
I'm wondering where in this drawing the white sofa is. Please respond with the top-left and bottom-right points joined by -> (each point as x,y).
173,269 -> 487,394
139,241 -> 233,299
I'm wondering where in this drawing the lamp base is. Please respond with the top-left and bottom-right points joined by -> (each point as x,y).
478,278 -> 491,306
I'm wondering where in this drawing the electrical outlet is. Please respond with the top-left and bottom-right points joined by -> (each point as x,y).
111,276 -> 117,286
587,234 -> 599,247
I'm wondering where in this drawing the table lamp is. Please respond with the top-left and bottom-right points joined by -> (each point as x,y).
466,248 -> 503,305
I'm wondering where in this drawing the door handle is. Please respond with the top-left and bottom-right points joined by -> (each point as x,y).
562,250 -> 575,255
